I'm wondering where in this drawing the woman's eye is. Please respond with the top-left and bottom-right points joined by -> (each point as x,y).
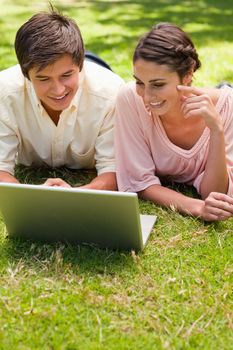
153,84 -> 164,88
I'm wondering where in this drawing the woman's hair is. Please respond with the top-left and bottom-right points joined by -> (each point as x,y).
15,8 -> 84,79
133,22 -> 201,78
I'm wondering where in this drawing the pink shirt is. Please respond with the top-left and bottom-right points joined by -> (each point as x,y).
115,82 -> 233,196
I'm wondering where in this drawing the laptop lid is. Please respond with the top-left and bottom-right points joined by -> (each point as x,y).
0,183 -> 156,251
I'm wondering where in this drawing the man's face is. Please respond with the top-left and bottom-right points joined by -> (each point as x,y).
28,54 -> 80,117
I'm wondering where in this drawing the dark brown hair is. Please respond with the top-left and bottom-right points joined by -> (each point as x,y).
133,22 -> 201,78
14,8 -> 84,78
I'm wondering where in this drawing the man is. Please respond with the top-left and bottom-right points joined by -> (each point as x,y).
0,9 -> 124,190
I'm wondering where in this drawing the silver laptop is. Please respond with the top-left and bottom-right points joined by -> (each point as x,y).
0,183 -> 156,251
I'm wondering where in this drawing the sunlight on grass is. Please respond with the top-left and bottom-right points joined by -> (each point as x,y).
195,43 -> 233,86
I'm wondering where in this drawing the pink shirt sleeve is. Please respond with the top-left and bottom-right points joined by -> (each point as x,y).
114,83 -> 161,192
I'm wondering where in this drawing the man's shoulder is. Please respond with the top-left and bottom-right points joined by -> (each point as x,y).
0,64 -> 25,96
82,61 -> 124,99
0,64 -> 24,80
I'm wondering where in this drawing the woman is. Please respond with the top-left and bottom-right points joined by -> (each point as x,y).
115,22 -> 233,221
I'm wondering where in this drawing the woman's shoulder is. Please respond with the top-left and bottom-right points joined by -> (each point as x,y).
116,81 -> 142,108
118,81 -> 136,96
200,87 -> 221,104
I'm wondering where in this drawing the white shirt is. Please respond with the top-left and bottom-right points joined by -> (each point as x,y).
0,61 -> 124,175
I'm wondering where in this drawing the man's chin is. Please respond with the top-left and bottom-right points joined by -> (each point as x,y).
47,100 -> 72,112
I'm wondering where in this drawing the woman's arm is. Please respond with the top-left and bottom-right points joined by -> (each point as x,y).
200,125 -> 228,198
139,184 -> 233,221
115,84 -> 233,221
178,85 -> 229,198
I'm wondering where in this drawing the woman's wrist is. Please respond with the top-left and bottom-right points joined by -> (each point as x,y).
183,197 -> 204,218
209,119 -> 224,134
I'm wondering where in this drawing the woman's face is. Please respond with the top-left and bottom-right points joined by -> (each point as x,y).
133,59 -> 187,117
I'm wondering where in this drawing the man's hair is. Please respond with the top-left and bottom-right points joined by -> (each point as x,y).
14,8 -> 84,78
133,22 -> 201,79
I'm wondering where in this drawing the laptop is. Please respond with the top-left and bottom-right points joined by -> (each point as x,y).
0,183 -> 156,251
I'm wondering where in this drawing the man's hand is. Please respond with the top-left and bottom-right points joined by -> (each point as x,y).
43,172 -> 117,191
43,178 -> 71,188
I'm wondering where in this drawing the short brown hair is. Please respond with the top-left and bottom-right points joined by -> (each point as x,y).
133,22 -> 201,78
15,9 -> 84,78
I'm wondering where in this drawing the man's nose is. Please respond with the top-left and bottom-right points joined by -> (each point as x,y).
51,80 -> 66,95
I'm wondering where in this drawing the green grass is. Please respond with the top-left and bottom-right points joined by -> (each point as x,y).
0,1 -> 233,349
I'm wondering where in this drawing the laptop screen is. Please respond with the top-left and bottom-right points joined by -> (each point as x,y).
0,183 -> 156,251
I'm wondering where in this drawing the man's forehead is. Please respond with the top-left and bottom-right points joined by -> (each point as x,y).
30,55 -> 79,76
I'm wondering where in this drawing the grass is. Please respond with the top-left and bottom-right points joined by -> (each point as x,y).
0,1 -> 233,349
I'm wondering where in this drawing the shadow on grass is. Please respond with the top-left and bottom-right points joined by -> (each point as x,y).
14,164 -> 96,186
57,0 -> 233,54
0,234 -> 140,277
1,0 -> 233,70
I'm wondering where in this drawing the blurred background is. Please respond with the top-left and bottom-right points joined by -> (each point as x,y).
0,0 -> 233,85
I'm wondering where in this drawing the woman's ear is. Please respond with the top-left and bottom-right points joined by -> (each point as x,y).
182,69 -> 194,86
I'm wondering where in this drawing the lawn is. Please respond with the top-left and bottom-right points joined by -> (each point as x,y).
0,1 -> 233,349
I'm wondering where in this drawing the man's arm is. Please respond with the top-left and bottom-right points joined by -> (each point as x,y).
43,172 -> 117,191
0,118 -> 19,184
0,170 -> 19,183
79,172 -> 117,191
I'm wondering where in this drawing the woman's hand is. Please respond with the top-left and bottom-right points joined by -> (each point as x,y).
43,178 -> 71,188
177,85 -> 222,132
199,192 -> 233,221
